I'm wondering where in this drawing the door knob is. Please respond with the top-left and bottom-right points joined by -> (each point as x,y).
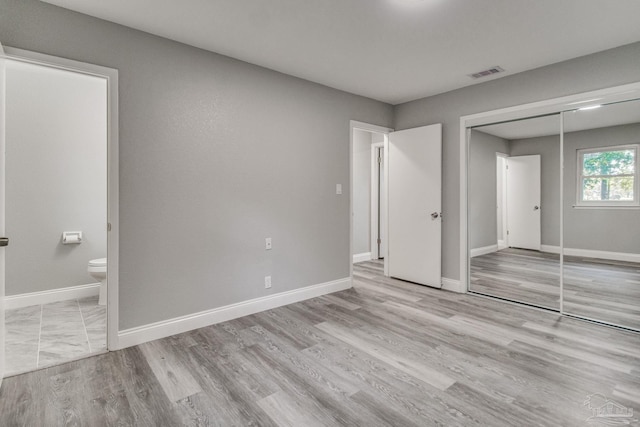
0,237 -> 8,247
430,212 -> 439,219
533,205 -> 540,211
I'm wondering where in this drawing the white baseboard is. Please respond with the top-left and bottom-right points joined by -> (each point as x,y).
441,277 -> 464,293
540,245 -> 639,263
352,252 -> 372,263
497,240 -> 507,250
470,244 -> 498,258
540,245 -> 561,254
4,283 -> 100,310
117,277 -> 352,350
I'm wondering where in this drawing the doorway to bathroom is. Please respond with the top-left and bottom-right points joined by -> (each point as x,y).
0,46 -> 119,380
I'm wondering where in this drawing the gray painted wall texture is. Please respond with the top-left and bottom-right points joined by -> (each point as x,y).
352,129 -> 372,255
395,41 -> 640,280
2,0 -> 639,330
0,0 -> 393,329
468,130 -> 509,250
563,122 -> 640,253
469,122 -> 639,254
5,60 -> 107,296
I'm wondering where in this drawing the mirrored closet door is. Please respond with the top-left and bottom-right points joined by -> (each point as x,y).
466,92 -> 640,333
468,114 -> 561,310
562,98 -> 640,330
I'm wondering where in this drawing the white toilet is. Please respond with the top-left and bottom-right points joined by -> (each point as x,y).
88,258 -> 107,306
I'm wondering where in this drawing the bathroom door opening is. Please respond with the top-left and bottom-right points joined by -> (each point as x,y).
0,46 -> 119,379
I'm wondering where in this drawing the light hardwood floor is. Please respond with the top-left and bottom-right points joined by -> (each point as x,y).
470,248 -> 640,330
1,260 -> 639,426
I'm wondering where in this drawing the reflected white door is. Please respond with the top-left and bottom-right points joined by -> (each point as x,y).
506,155 -> 541,250
388,124 -> 442,288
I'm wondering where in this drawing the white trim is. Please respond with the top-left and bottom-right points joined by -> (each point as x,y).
540,244 -> 561,254
3,47 -> 120,351
370,142 -> 384,260
4,283 -> 100,310
470,244 -> 499,258
353,252 -> 372,263
382,134 -> 390,277
441,277 -> 464,293
460,80 -> 640,293
118,277 -> 352,349
575,144 -> 639,207
496,153 -> 509,249
541,245 -> 640,263
559,113 -> 565,314
351,120 -> 394,134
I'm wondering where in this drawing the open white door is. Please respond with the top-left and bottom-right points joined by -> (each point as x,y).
0,48 -> 7,387
388,124 -> 442,288
506,155 -> 541,250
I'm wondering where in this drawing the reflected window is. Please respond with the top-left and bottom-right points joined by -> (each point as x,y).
577,144 -> 639,205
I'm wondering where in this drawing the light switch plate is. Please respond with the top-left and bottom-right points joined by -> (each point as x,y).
336,184 -> 342,195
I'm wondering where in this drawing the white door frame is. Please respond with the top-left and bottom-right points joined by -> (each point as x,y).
2,46 -> 120,351
496,153 -> 508,250
460,81 -> 640,294
350,121 -> 393,280
370,142 -> 385,260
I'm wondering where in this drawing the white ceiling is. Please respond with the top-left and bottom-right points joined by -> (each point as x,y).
41,0 -> 640,105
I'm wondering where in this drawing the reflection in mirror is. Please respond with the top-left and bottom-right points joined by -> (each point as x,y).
468,114 -> 561,310
562,98 -> 640,331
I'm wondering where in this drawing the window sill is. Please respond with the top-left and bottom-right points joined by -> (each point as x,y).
573,205 -> 640,210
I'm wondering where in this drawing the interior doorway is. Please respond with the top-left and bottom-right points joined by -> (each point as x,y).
0,46 -> 119,381
351,127 -> 388,264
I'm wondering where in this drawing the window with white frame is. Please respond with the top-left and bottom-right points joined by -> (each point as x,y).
576,144 -> 639,206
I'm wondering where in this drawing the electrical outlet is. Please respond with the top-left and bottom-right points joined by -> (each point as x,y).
265,237 -> 272,250
264,275 -> 272,289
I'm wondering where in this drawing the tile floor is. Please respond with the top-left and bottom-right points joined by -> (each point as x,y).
4,295 -> 106,376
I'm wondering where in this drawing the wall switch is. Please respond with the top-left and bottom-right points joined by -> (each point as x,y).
336,184 -> 342,195
264,275 -> 272,289
265,237 -> 272,250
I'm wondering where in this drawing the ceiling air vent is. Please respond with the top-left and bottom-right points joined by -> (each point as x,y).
469,66 -> 505,79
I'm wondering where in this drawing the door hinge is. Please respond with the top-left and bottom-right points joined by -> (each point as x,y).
378,156 -> 382,164
377,238 -> 382,244
507,230 -> 509,235
107,222 -> 112,232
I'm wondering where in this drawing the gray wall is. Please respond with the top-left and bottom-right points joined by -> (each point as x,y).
468,130 -> 509,250
395,41 -> 640,280
0,0 -> 393,329
5,60 -> 107,296
352,129 -> 372,255
509,134 -> 561,247
563,123 -> 640,253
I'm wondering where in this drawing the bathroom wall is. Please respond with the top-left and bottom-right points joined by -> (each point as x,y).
0,0 -> 393,329
5,60 -> 107,296
395,41 -> 640,280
